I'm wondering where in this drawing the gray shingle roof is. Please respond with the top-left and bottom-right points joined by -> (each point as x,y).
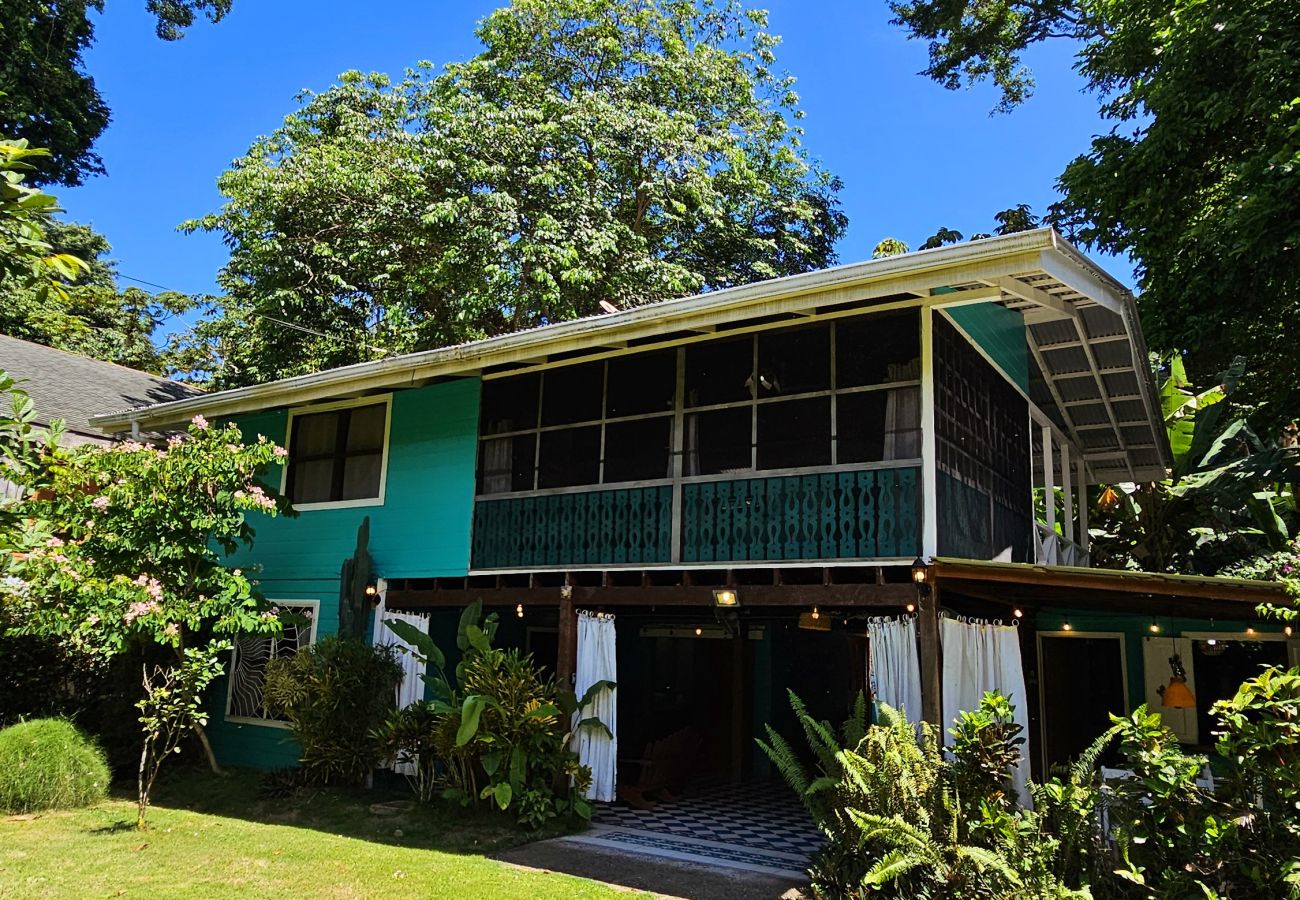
0,335 -> 203,442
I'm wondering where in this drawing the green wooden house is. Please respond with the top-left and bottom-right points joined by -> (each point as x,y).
92,229 -> 1291,784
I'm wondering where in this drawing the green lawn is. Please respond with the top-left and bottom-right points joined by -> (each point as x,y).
0,770 -> 638,898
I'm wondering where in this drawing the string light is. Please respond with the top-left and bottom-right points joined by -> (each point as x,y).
905,603 -> 916,613
1012,608 -> 1024,619
515,603 -> 524,618
694,626 -> 703,637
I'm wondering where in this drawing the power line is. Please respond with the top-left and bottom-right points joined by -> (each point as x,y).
117,273 -> 389,356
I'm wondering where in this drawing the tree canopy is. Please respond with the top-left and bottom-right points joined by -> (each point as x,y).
175,0 -> 846,387
0,0 -> 235,186
890,0 -> 1300,428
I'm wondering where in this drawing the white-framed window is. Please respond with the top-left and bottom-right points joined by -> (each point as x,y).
225,599 -> 320,727
280,395 -> 392,510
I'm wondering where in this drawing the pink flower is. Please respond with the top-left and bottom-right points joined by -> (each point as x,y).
192,414 -> 209,430
124,600 -> 160,623
92,496 -> 110,510
260,610 -> 279,622
46,536 -> 64,548
167,434 -> 184,447
273,446 -> 289,459
163,623 -> 180,638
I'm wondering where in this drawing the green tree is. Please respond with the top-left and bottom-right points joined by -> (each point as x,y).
0,0 -> 235,186
0,219 -> 190,372
0,410 -> 291,821
0,141 -> 88,294
889,0 -> 1300,426
176,0 -> 846,387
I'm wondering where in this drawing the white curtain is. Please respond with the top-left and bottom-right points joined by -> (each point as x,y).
867,617 -> 923,724
572,612 -> 618,802
372,597 -> 429,775
940,617 -> 1032,807
883,360 -> 922,460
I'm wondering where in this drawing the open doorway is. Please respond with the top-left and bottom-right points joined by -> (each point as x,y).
1038,632 -> 1128,771
1190,637 -> 1289,741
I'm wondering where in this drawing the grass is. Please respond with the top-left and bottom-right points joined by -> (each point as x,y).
0,718 -> 110,814
0,768 -> 640,898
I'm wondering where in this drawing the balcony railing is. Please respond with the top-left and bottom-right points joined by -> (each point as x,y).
470,465 -> 921,570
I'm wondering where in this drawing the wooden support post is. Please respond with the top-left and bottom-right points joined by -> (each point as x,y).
1061,441 -> 1074,545
731,622 -> 747,784
557,587 -> 577,689
1042,426 -> 1056,533
1076,460 -> 1090,555
918,582 -> 942,728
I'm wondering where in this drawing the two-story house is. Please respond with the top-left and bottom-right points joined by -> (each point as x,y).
91,229 -> 1291,794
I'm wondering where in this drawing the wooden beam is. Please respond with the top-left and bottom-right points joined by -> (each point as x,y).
930,561 -> 1286,604
556,590 -> 577,690
384,581 -> 920,609
990,276 -> 1073,319
918,584 -> 942,728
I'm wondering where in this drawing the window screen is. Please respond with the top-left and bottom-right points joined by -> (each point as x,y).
537,425 -> 601,488
604,417 -> 672,483
757,397 -> 831,469
227,602 -> 316,721
837,310 -> 921,388
286,402 -> 387,505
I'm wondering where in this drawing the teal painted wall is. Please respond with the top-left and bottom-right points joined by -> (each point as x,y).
946,303 -> 1029,393
207,378 -> 482,769
1035,609 -> 1287,713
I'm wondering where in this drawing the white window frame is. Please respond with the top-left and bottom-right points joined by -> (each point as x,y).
225,598 -> 321,728
279,394 -> 393,511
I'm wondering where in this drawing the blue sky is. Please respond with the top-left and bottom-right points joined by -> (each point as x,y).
61,1 -> 1116,342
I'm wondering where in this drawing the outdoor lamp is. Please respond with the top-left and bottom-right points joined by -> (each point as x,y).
364,579 -> 380,607
713,589 -> 740,608
911,557 -> 929,585
1159,654 -> 1196,709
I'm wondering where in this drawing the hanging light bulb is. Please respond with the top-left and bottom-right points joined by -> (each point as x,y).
694,626 -> 703,637
905,603 -> 916,614
1149,619 -> 1161,634
1012,608 -> 1024,619
1062,618 -> 1073,631
1246,626 -> 1256,636
1286,626 -> 1293,637
516,603 -> 524,619
811,606 -> 820,620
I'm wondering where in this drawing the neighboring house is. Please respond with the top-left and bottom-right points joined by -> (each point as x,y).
0,335 -> 202,497
90,230 -> 1292,785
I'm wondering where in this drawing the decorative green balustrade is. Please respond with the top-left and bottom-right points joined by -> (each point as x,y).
681,467 -> 919,563
471,467 -> 920,569
472,485 -> 672,569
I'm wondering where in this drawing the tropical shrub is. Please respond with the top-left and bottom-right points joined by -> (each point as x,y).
765,672 -> 1300,899
377,601 -> 604,827
0,718 -> 110,813
263,636 -> 403,785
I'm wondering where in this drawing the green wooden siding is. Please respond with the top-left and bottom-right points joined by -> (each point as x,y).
682,467 -> 919,562
946,303 -> 1029,393
472,486 -> 673,568
207,379 -> 481,769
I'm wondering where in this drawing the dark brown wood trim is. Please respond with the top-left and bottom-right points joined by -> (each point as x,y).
918,583 -> 941,727
385,581 -> 919,610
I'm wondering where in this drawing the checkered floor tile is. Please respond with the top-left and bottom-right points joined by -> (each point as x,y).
583,780 -> 824,876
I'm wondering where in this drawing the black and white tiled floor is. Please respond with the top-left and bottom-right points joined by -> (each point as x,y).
564,780 -> 824,878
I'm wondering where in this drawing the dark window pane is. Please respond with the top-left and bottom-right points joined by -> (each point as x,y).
542,362 -> 605,426
537,426 -> 601,488
838,388 -> 921,463
291,411 -> 339,459
291,459 -> 335,505
341,453 -> 383,500
604,417 -> 672,483
606,351 -> 676,417
685,336 -> 753,407
481,373 -> 540,434
478,434 -> 536,494
836,310 -> 922,388
346,404 -> 386,452
757,325 -> 830,395
757,398 -> 830,469
685,407 -> 752,475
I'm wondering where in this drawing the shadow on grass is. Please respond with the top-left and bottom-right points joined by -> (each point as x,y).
107,766 -> 587,857
88,820 -> 137,835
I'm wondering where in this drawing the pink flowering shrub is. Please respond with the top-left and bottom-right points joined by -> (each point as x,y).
9,417 -> 292,656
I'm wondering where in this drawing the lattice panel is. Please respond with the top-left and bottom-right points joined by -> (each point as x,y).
471,485 -> 673,568
681,467 -> 919,563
